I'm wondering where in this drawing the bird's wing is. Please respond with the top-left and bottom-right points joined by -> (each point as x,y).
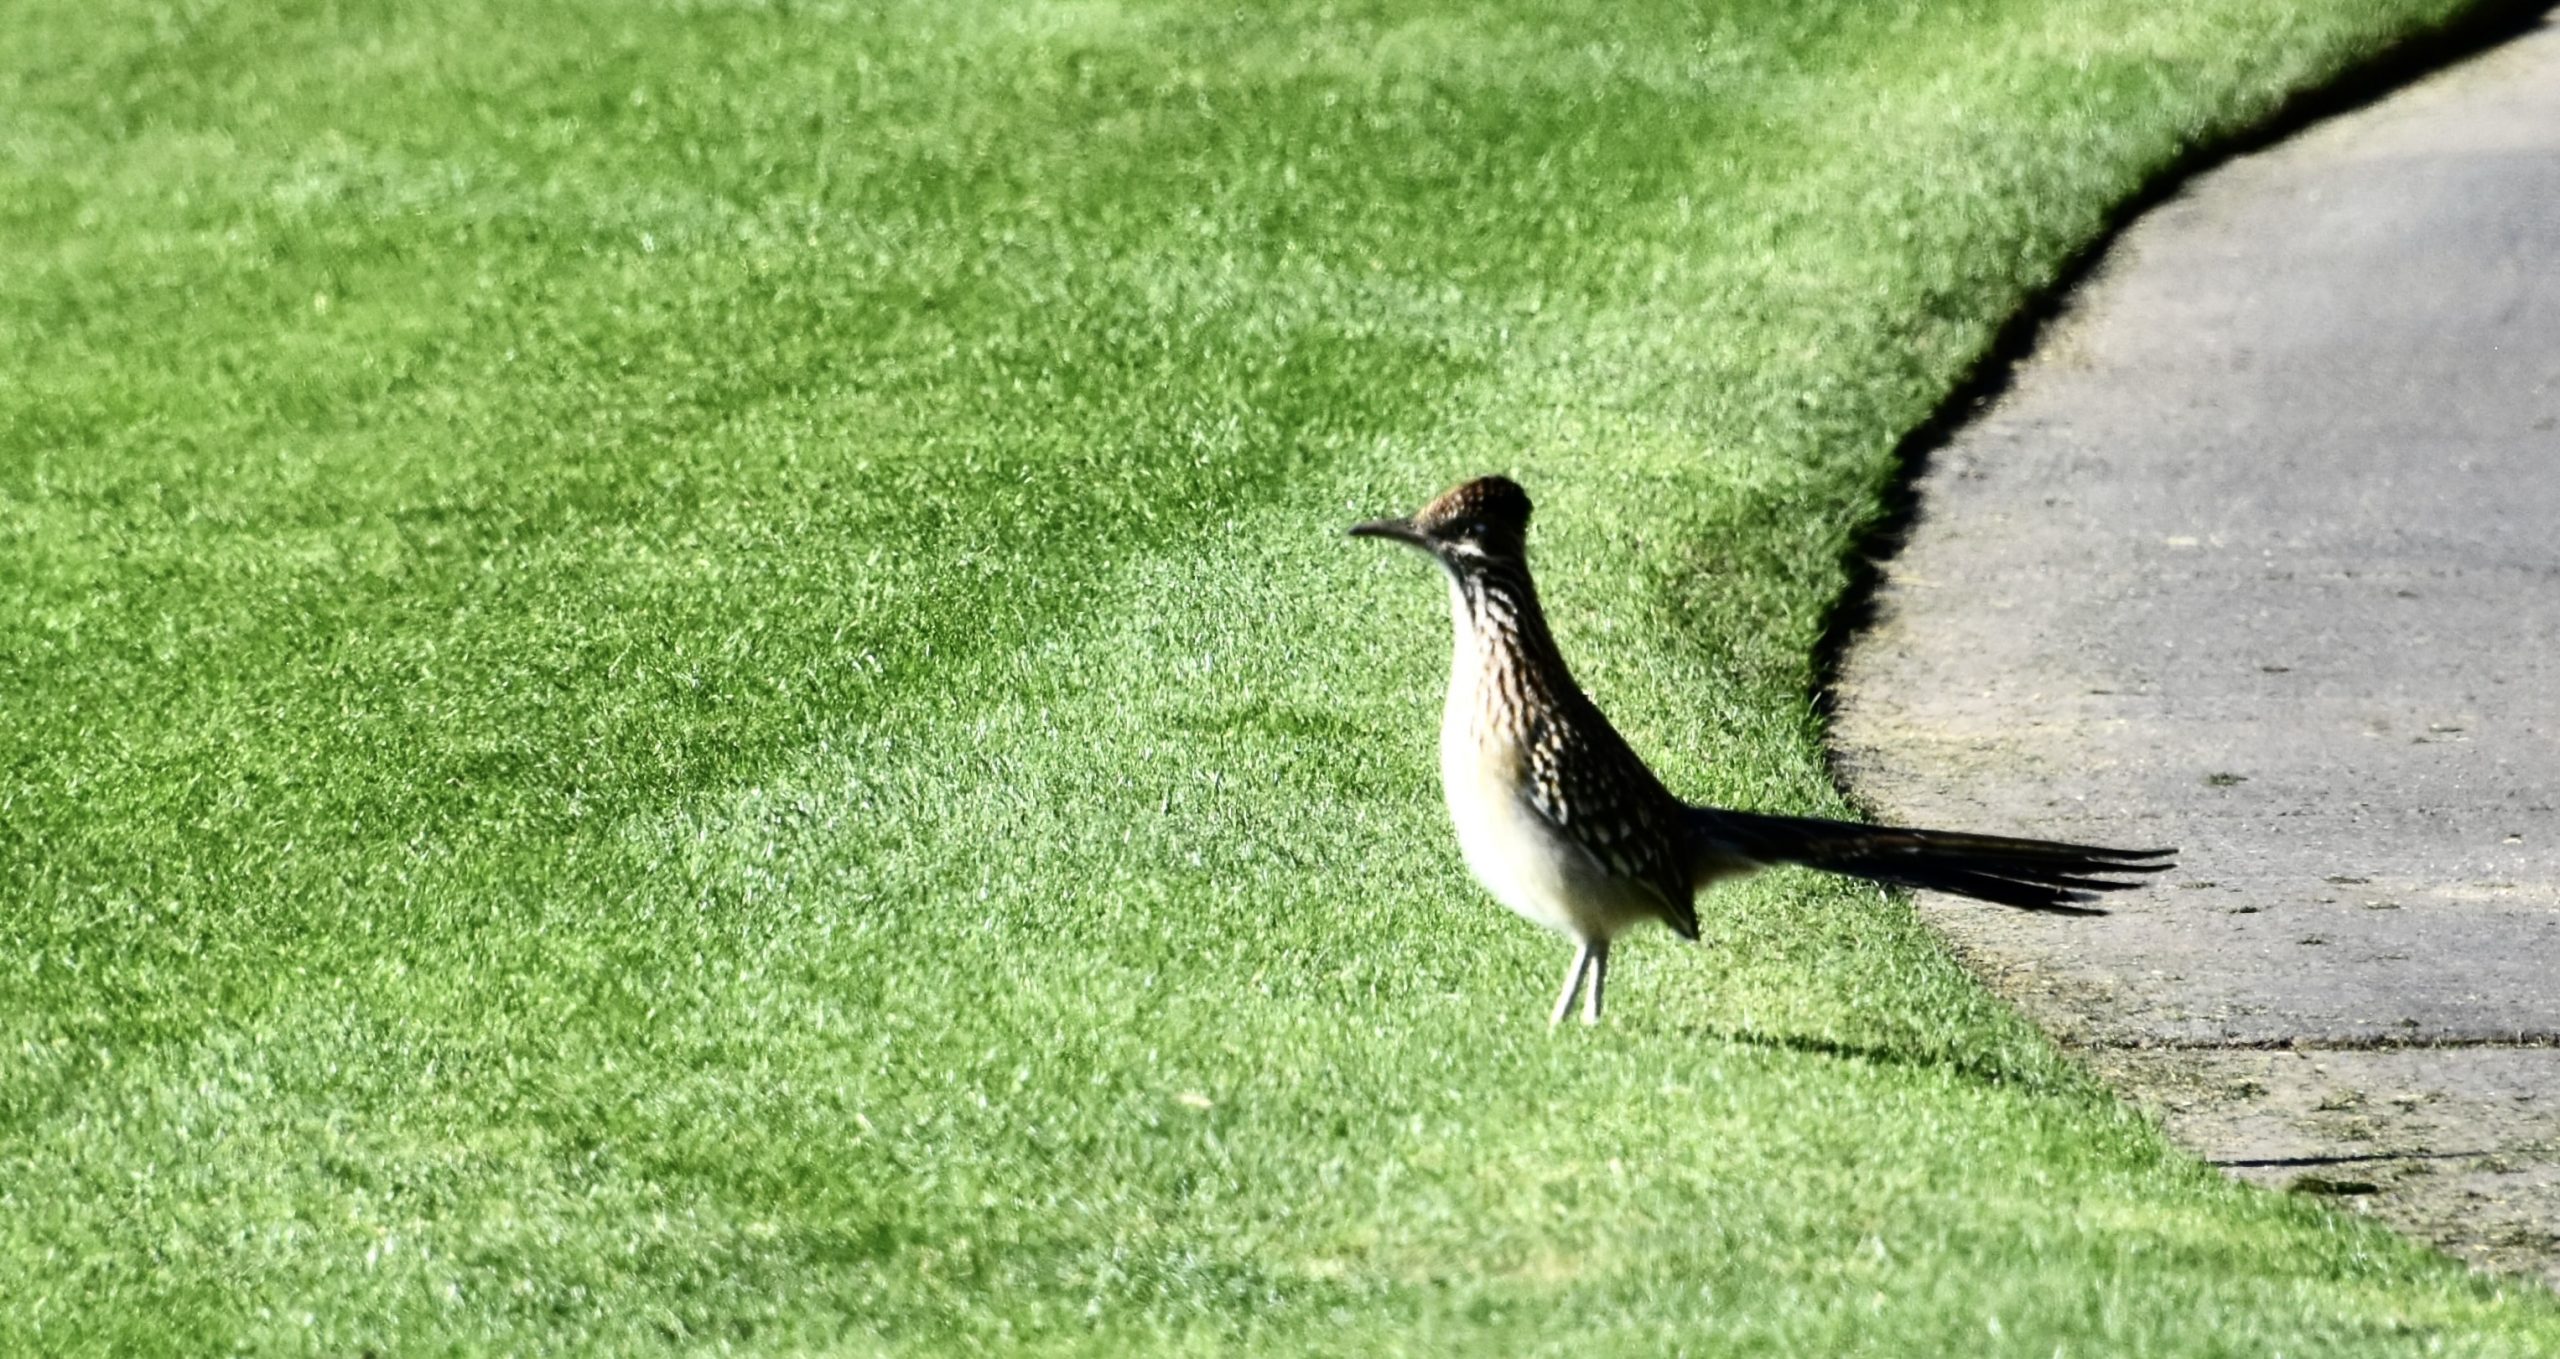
1521,707 -> 1700,938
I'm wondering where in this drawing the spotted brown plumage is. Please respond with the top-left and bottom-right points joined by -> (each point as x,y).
1352,475 -> 2174,1025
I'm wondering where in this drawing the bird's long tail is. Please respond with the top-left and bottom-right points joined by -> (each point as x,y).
1694,808 -> 2174,913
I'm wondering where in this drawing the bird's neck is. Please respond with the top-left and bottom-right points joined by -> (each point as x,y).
1444,558 -> 1573,732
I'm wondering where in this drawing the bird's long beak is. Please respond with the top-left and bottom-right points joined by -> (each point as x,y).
1348,516 -> 1428,548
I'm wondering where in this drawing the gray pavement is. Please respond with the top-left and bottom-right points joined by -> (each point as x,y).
1831,14 -> 2560,1284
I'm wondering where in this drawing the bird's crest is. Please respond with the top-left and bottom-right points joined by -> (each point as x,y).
1414,476 -> 1533,540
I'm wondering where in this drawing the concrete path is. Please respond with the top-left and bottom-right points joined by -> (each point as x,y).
1831,14 -> 2560,1284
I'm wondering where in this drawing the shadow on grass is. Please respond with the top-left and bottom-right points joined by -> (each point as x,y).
1662,1021 -> 2073,1093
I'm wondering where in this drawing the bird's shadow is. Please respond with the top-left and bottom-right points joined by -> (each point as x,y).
1660,1021 -> 2063,1093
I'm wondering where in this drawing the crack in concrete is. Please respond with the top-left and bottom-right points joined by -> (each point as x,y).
2097,1034 -> 2560,1053
2218,1151 -> 2506,1169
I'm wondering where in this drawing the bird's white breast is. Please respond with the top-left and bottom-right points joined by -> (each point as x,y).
1438,585 -> 1632,941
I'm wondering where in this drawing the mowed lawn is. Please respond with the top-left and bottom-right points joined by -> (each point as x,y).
5,0 -> 2553,1352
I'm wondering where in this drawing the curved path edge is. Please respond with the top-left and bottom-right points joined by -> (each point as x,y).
1829,9 -> 2560,1285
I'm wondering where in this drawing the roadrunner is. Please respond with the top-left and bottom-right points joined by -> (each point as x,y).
1352,475 -> 2173,1025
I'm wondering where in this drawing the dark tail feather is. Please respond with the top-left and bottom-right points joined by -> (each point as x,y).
1697,809 -> 2174,915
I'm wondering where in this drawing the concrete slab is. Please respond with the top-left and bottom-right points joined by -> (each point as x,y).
1831,13 -> 2560,1281
2096,1047 -> 2560,1287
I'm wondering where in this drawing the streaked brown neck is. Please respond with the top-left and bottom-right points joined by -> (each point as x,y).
1445,553 -> 1575,740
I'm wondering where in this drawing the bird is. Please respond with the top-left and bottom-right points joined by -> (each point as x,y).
1350,475 -> 2173,1026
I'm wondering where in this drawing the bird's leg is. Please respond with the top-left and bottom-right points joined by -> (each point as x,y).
1549,942 -> 1592,1028
1582,940 -> 1610,1026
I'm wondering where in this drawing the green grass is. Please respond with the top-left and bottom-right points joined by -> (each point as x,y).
3,0 -> 2553,1352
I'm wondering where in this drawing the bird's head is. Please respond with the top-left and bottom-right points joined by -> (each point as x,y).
1349,475 -> 1533,571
